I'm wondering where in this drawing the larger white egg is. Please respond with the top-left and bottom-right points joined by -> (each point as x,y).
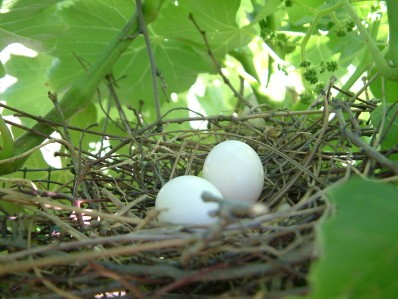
155,176 -> 222,225
203,140 -> 264,203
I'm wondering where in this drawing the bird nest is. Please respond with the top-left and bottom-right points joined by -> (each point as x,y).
0,82 -> 392,298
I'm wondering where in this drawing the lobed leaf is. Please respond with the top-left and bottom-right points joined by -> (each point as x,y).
300,177 -> 398,299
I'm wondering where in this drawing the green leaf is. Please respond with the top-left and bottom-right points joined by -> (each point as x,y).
153,0 -> 256,55
45,0 -> 135,93
68,103 -> 99,153
0,0 -> 64,51
0,61 -> 5,78
370,103 -> 398,152
196,74 -> 236,115
45,0 -> 254,121
306,177 -> 398,299
286,0 -> 326,26
369,71 -> 398,103
252,0 -> 283,24
2,53 -> 55,125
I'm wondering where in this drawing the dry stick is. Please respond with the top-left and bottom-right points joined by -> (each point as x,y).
33,265 -> 81,299
89,262 -> 145,299
0,102 -> 119,139
0,138 -> 75,167
0,188 -> 142,225
347,71 -> 380,104
0,239 -> 190,276
98,243 -> 312,287
0,105 -> 120,166
49,92 -> 93,229
136,109 -> 331,135
180,192 -> 268,267
0,229 -> 194,263
155,244 -> 313,298
269,92 -> 332,206
332,100 -> 398,174
188,13 -> 255,110
224,132 -> 326,185
105,75 -> 134,137
136,0 -> 162,124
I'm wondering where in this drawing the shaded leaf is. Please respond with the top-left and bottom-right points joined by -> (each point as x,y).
370,103 -> 398,152
153,0 -> 256,54
68,103 -> 99,153
369,71 -> 398,103
307,177 -> 398,299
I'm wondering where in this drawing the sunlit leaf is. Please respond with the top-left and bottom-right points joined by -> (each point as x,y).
0,61 -> 5,78
2,53 -> 55,125
0,0 -> 63,51
252,0 -> 283,24
42,0 -> 252,122
286,0 -> 328,26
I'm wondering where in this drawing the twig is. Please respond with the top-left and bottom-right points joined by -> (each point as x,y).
0,239 -> 190,276
0,102 -> 122,140
332,99 -> 398,174
48,92 -> 88,228
188,13 -> 255,109
270,90 -> 332,205
136,0 -> 162,125
0,188 -> 142,225
202,191 -> 268,218
136,108 -> 349,135
105,74 -> 135,138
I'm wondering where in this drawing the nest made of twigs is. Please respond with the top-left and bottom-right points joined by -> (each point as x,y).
0,87 -> 391,298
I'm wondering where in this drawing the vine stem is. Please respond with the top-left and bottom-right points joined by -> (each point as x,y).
188,13 -> 255,110
0,0 -> 165,175
342,0 -> 398,80
298,0 -> 343,62
136,0 -> 162,124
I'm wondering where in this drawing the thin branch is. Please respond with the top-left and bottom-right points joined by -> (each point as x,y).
188,13 -> 255,110
136,0 -> 162,124
332,99 -> 398,174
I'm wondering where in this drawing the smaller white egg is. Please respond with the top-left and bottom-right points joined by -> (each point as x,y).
155,176 -> 222,225
203,140 -> 264,203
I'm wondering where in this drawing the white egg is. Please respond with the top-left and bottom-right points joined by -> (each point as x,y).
155,175 -> 222,225
203,140 -> 264,203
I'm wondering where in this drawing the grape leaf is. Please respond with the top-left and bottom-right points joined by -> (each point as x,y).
286,0 -> 328,26
153,0 -> 256,54
68,103 -> 99,154
0,0 -> 63,51
305,177 -> 398,299
42,0 -> 254,121
2,53 -> 55,123
369,72 -> 398,103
